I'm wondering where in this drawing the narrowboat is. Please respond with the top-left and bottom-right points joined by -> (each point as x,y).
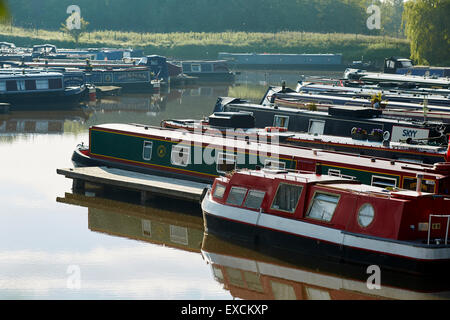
22,56 -> 176,88
264,87 -> 450,116
263,88 -> 450,124
202,234 -> 450,299
202,168 -> 450,275
85,67 -> 158,92
0,70 -> 88,106
383,57 -> 450,78
161,113 -> 450,165
177,60 -> 236,83
72,123 -> 450,195
215,96 -> 450,141
344,69 -> 450,89
297,82 -> 450,107
217,52 -> 345,70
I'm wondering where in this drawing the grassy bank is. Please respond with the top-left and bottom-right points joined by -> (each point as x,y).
0,25 -> 410,64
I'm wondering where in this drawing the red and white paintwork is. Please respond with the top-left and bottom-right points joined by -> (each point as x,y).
202,169 -> 450,274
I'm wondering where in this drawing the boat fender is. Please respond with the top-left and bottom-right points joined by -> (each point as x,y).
446,136 -> 450,162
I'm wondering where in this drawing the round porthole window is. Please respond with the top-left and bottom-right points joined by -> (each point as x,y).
358,203 -> 375,228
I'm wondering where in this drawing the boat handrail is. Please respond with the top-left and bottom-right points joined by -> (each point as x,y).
427,214 -> 450,245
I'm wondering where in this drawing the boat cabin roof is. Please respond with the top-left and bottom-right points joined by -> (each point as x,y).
91,123 -> 448,179
227,169 -> 435,199
0,71 -> 62,79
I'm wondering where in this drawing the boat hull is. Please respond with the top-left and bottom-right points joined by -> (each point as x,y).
203,194 -> 450,276
0,86 -> 87,106
71,148 -> 215,184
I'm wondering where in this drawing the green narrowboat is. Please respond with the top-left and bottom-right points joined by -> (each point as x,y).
72,123 -> 450,195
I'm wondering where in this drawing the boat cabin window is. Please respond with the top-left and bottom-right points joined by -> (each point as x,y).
213,183 -> 226,199
0,81 -> 5,92
217,152 -> 236,174
307,192 -> 340,222
36,79 -> 49,90
371,176 -> 397,188
25,80 -> 37,91
271,183 -> 303,214
273,115 -> 289,128
403,177 -> 435,193
6,80 -> 17,91
202,64 -> 212,72
226,187 -> 248,206
357,203 -> 375,228
171,145 -> 190,167
169,225 -> 188,245
141,220 -> 152,238
244,190 -> 266,210
48,78 -> 63,89
264,159 -> 286,170
400,60 -> 413,68
191,64 -> 201,73
308,120 -> 325,135
386,60 -> 395,69
17,80 -> 26,91
142,141 -> 153,160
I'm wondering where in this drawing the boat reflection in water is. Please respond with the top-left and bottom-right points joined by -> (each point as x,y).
57,188 -> 450,300
57,190 -> 204,253
92,93 -> 174,116
0,106 -> 92,135
201,233 -> 450,300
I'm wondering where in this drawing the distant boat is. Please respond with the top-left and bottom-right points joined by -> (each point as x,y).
344,57 -> 450,88
218,52 -> 345,70
0,70 -> 88,106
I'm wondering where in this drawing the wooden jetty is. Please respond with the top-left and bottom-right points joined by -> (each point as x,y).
57,166 -> 208,203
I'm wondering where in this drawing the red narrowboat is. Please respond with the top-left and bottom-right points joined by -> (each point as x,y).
202,168 -> 450,275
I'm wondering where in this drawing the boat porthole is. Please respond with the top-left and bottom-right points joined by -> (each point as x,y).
357,203 -> 375,228
157,145 -> 166,158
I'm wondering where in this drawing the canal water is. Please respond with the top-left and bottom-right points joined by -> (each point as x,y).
1,70 -> 449,300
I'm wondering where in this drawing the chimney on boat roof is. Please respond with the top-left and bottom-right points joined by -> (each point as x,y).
416,173 -> 424,193
315,163 -> 322,176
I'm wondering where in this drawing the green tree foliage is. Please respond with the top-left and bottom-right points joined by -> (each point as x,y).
4,0 -> 403,36
0,0 -> 9,21
60,17 -> 89,44
403,0 -> 450,66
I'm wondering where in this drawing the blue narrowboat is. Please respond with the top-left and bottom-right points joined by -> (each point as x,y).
218,52 -> 345,70
0,70 -> 87,106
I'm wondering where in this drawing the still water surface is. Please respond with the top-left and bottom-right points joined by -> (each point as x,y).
1,70 -> 449,300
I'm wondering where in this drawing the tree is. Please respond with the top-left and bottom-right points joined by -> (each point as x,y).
60,17 -> 89,44
403,0 -> 450,66
0,0 -> 9,20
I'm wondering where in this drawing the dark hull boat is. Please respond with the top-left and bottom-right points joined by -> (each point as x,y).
202,169 -> 450,275
297,82 -> 450,107
72,123 -> 450,195
217,52 -> 346,70
161,114 -> 450,165
262,86 -> 450,123
215,96 -> 450,143
0,70 -> 88,107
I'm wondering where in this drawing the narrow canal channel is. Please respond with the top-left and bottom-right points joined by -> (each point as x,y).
1,70 -> 448,300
